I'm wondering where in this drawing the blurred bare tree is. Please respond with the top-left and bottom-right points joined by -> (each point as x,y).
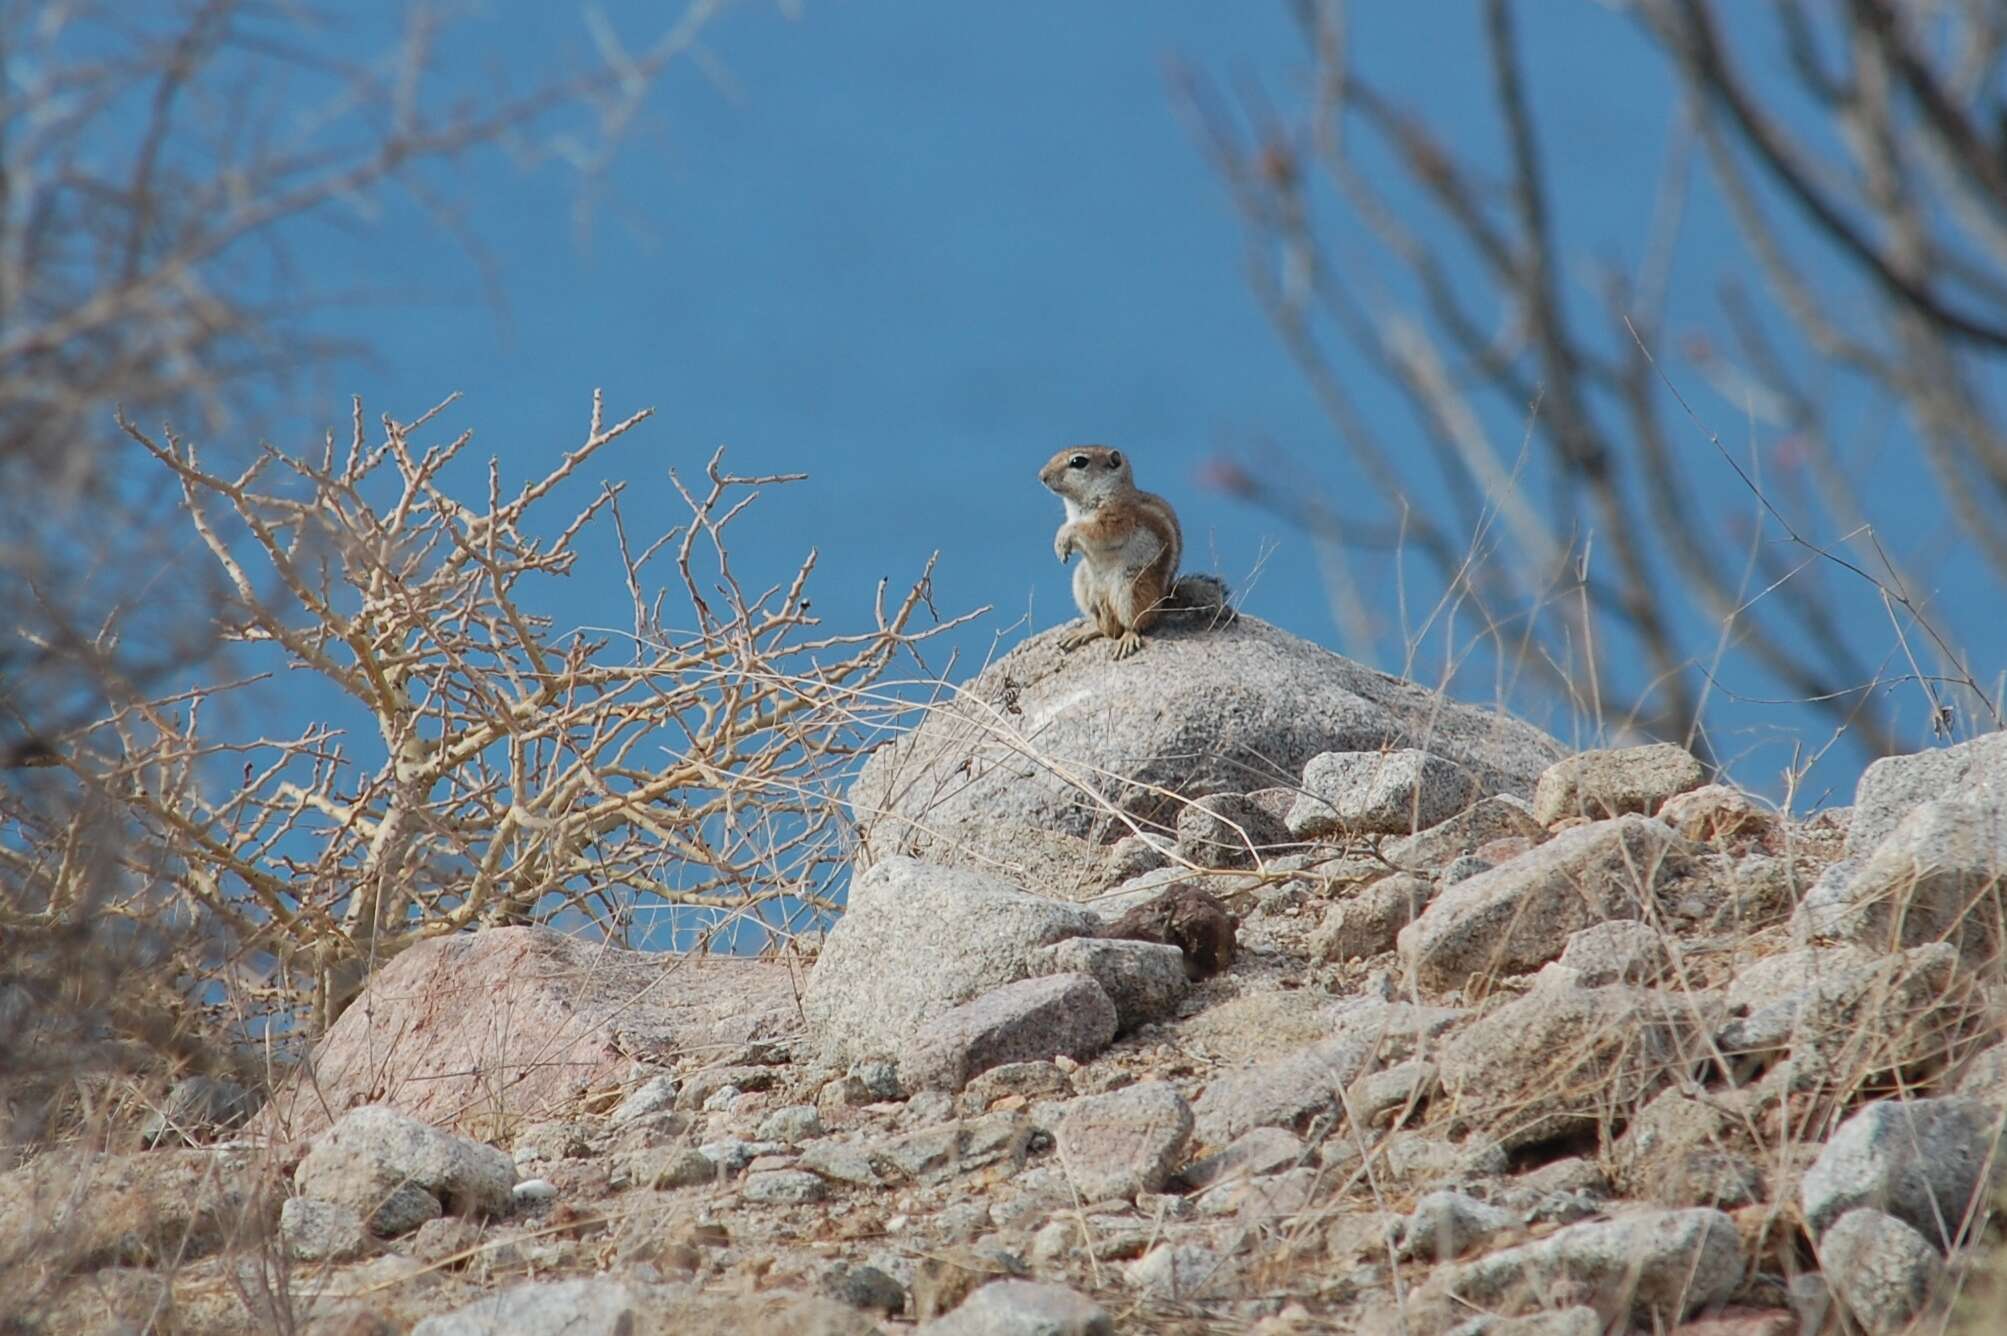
0,0 -> 737,1142
1177,0 -> 2006,769
1,0 -> 727,766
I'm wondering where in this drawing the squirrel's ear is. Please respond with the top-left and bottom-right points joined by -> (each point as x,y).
1108,450 -> 1122,468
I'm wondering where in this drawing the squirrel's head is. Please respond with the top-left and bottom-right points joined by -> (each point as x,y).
1039,445 -> 1131,504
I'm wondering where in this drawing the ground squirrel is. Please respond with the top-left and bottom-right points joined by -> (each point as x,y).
1039,445 -> 1233,660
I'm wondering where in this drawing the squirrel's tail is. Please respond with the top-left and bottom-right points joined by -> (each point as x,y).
1167,573 -> 1236,629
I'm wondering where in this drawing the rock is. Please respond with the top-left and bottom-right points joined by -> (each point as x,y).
1396,1189 -> 1523,1262
803,857 -> 1100,1063
963,1061 -> 1073,1109
410,1215 -> 485,1265
822,1261 -> 908,1316
1817,1208 -> 1945,1334
1287,749 -> 1486,839
1443,1207 -> 1743,1323
1446,1310 -> 1604,1336
1799,1096 -> 2000,1244
1714,852 -> 1807,929
1054,1082 -> 1194,1202
796,1140 -> 880,1188
676,1062 -> 779,1110
1531,743 -> 1705,825
1181,1126 -> 1305,1188
1383,794 -> 1545,871
1439,855 -> 1492,884
1029,937 -> 1187,1032
453,1291 -> 875,1336
1343,1129 -> 1507,1187
1178,990 -> 1336,1061
900,1087 -> 958,1125
899,974 -> 1118,1092
919,819 -> 1119,903
1957,1042 -> 2007,1108
757,1105 -> 825,1144
1789,857 -> 1865,943
1095,884 -> 1238,980
1399,815 -> 1695,991
17,1272 -> 182,1336
613,1146 -> 717,1191
1205,1164 -> 1321,1226
1125,1243 -> 1228,1298
849,616 -> 1560,858
1517,1156 -> 1611,1199
1102,834 -> 1174,884
1656,1307 -> 1795,1336
1658,784 -> 1779,846
1191,1038 -> 1372,1145
1555,920 -> 1670,987
511,1178 -> 555,1208
258,927 -> 799,1138
852,1058 -> 903,1100
922,1279 -> 1112,1335
1715,943 -> 1968,1091
610,1074 -> 680,1124
742,1169 -> 825,1204
0,1147 -> 276,1273
279,1196 -> 370,1262
293,1105 -> 515,1237
1795,798 -> 2007,962
410,1278 -> 652,1336
1847,731 -> 2007,858
910,1251 -> 1028,1322
696,1138 -> 781,1174
1324,996 -> 1470,1063
1346,1058 -> 1436,1127
1786,1274 -> 1835,1333
839,1111 -> 1031,1187
363,1182 -> 443,1237
1310,875 -> 1431,963
1436,985 -> 1708,1151
141,1076 -> 259,1147
1176,792 -> 1295,868
1611,1090 -> 1763,1209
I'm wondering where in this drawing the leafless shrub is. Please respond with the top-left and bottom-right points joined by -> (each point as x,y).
0,0 -> 799,1152
1175,0 -> 2007,766
0,391 -> 973,1133
1,0 -> 731,766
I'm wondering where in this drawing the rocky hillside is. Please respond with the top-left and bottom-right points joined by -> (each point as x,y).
7,615 -> 2005,1334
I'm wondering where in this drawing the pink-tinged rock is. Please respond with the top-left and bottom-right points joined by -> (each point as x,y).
258,927 -> 801,1138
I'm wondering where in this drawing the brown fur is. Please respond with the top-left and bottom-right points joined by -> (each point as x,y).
1039,445 -> 1187,659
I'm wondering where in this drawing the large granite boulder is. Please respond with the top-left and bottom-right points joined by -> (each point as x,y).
801,857 -> 1101,1063
850,617 -> 1562,870
1847,731 -> 2007,858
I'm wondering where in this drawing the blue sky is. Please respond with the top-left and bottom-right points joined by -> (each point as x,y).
266,0 -> 1993,813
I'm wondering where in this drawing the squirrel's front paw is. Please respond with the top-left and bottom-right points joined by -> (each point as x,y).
1053,531 -> 1075,564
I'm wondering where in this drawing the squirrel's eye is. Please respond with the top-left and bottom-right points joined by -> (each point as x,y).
1069,455 -> 1088,469
1107,451 -> 1122,468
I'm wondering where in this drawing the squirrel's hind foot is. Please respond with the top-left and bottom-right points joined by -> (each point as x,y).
1057,622 -> 1104,652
